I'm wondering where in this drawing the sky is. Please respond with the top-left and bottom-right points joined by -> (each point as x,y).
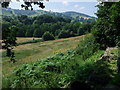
9,0 -> 99,17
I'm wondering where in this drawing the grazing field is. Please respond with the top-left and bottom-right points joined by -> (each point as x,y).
16,37 -> 40,43
2,35 -> 85,77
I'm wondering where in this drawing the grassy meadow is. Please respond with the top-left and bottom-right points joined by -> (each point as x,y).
2,35 -> 85,77
16,37 -> 40,43
2,34 -> 119,89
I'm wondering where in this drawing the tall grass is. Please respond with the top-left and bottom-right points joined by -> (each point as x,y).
3,35 -> 104,88
16,39 -> 43,46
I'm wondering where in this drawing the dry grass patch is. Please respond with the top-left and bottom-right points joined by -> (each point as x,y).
16,37 -> 40,43
2,35 -> 85,77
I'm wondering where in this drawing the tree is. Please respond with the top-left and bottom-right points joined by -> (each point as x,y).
92,2 -> 120,49
55,29 -> 61,36
110,2 -> 120,47
16,24 -> 26,37
58,30 -> 70,38
70,31 -> 76,37
42,31 -> 55,41
2,25 -> 18,63
25,25 -> 34,37
77,27 -> 85,36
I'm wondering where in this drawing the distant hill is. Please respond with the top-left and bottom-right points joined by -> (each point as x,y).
62,11 -> 96,22
2,8 -> 38,16
2,8 -> 96,22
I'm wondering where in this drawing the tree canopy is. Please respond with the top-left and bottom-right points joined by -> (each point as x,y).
92,2 -> 120,49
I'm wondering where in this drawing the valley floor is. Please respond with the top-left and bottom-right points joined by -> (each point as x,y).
2,34 -> 119,89
2,35 -> 85,77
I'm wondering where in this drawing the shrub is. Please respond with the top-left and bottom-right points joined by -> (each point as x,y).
75,35 -> 100,60
42,31 -> 55,41
58,30 -> 70,38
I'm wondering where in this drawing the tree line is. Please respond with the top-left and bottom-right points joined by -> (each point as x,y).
2,15 -> 93,40
2,12 -> 94,62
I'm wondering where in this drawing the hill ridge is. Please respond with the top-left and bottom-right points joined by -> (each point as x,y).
2,8 -> 96,22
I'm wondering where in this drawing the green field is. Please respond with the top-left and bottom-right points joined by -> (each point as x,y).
2,35 -> 85,77
2,34 -> 119,89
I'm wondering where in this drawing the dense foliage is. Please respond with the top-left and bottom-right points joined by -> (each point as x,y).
75,35 -> 100,60
2,15 -> 93,40
2,24 -> 18,63
92,2 -> 120,49
42,31 -> 55,41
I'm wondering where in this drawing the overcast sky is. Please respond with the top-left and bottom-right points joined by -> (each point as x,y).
9,0 -> 99,17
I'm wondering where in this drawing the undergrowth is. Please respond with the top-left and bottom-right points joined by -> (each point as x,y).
4,35 -> 119,89
2,35 -> 103,88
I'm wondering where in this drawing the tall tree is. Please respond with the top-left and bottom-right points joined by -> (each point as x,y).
110,2 -> 120,47
92,2 -> 120,49
2,25 -> 18,63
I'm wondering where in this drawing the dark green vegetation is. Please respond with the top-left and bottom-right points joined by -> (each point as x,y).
2,11 -> 94,39
2,25 -> 18,63
92,2 -> 120,49
42,31 -> 55,41
2,1 -> 120,89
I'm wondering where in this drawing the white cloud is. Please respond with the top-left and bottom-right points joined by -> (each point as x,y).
43,8 -> 50,12
62,1 -> 69,6
50,9 -> 60,12
44,8 -> 62,12
74,4 -> 79,8
79,7 -> 85,10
